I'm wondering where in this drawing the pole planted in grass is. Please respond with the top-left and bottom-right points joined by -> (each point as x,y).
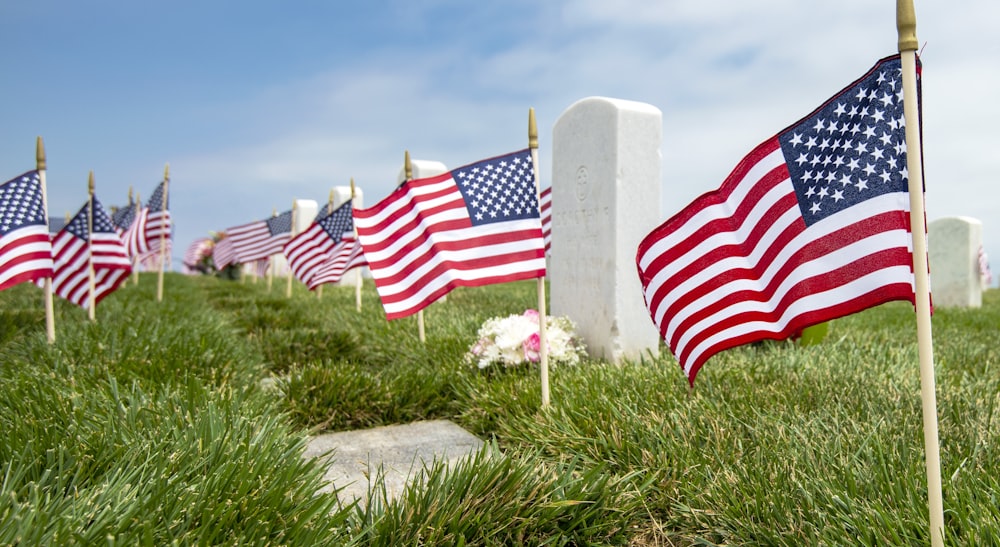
37,137 -> 56,343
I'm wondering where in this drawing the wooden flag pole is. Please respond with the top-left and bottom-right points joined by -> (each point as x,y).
126,186 -> 137,285
351,178 -> 362,312
897,2 -> 944,545
266,208 -> 276,290
37,138 -> 56,343
133,192 -> 142,285
405,151 -> 426,343
87,172 -> 97,321
529,108 -> 551,408
317,190 -> 335,300
286,202 -> 297,298
156,164 -> 168,302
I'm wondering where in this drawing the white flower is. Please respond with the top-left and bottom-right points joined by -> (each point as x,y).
465,309 -> 586,369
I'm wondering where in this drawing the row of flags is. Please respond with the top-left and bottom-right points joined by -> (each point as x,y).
0,168 -> 172,313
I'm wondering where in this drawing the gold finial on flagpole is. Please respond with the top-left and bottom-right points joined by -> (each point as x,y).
896,0 -> 918,52
88,171 -> 95,195
128,186 -> 133,204
36,137 -> 46,170
529,107 -> 538,150
328,189 -> 335,214
164,163 -> 170,181
404,150 -> 413,181
350,177 -> 356,199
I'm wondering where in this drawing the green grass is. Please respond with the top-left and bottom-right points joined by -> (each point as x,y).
2,273 -> 999,545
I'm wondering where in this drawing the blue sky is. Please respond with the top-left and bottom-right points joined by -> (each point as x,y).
3,1 -> 999,281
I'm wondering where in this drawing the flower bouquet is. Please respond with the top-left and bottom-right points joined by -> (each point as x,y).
466,309 -> 586,369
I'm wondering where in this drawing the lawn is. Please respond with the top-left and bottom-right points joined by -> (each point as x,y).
1,273 -> 998,545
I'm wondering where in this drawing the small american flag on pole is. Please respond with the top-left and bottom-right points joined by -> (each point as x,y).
637,55 -> 920,385
143,181 -> 171,252
354,148 -> 546,320
0,170 -> 53,291
284,201 -> 356,288
226,210 -> 292,264
50,197 -> 131,309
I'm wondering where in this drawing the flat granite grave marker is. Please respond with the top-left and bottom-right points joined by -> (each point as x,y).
929,216 -> 983,308
550,96 -> 662,362
303,420 -> 483,505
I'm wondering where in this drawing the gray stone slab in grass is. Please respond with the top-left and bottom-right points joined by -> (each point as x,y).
304,420 -> 484,505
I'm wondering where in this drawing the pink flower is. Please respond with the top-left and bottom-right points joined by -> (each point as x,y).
522,332 -> 541,362
522,309 -> 540,323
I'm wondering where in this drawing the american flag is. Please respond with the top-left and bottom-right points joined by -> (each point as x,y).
0,170 -> 53,291
307,236 -> 367,289
143,181 -> 171,252
49,197 -> 131,309
540,186 -> 552,254
213,236 -> 237,270
226,210 -> 293,264
182,237 -> 212,271
354,148 -> 546,319
284,201 -> 356,288
637,55 -> 919,385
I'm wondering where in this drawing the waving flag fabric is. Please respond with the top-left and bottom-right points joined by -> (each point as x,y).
307,236 -> 367,289
213,236 -> 236,270
354,148 -> 545,319
226,210 -> 293,264
0,170 -> 53,290
143,181 -> 171,251
637,55 -> 920,385
540,186 -> 552,254
50,197 -> 131,308
284,200 -> 357,287
183,237 -> 212,272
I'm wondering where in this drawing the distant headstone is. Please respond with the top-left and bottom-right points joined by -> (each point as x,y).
322,186 -> 365,287
396,159 -> 448,185
271,199 -> 317,278
929,216 -> 982,308
550,96 -> 662,362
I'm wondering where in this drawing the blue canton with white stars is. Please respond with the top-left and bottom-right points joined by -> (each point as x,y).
452,149 -> 539,226
318,202 -> 353,242
778,56 -> 911,227
147,182 -> 168,211
1,171 -> 47,236
267,210 -> 293,235
66,198 -> 117,241
112,202 -> 135,230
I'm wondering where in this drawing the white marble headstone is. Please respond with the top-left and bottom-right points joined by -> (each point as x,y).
928,216 -> 982,308
269,199 -> 317,278
550,96 -> 662,362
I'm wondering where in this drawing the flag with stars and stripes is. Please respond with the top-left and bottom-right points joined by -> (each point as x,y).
284,200 -> 362,288
0,170 -> 53,291
539,186 -> 552,254
49,197 -> 132,309
226,210 -> 293,264
637,54 -> 921,386
183,237 -> 213,272
354,148 -> 546,320
143,181 -> 171,252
